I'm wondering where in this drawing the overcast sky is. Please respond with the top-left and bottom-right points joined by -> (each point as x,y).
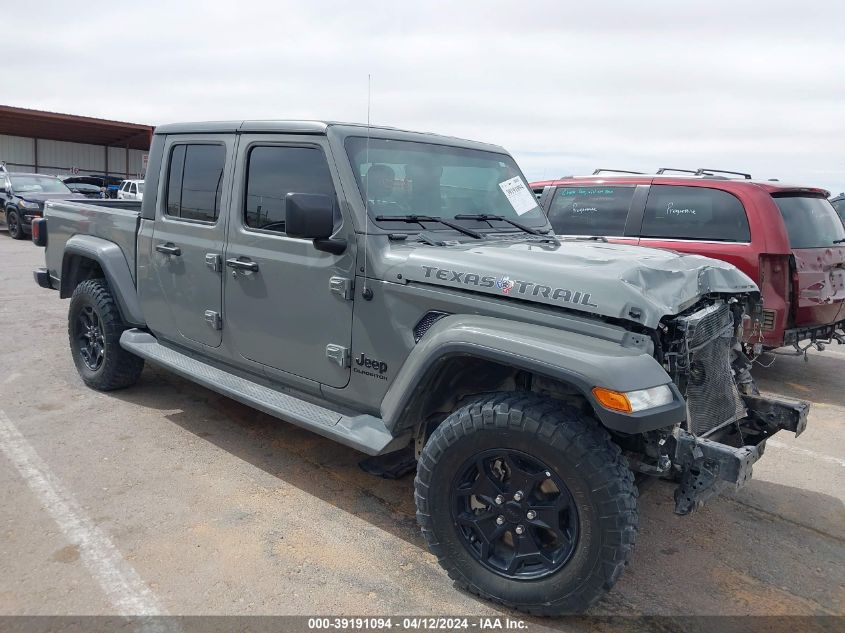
8,0 -> 845,192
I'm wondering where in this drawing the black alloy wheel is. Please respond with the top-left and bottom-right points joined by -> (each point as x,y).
6,210 -> 24,239
451,449 -> 579,580
74,305 -> 106,371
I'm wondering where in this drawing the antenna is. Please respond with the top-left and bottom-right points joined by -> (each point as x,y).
361,74 -> 373,300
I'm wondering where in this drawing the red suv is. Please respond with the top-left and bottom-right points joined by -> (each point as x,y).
531,169 -> 845,351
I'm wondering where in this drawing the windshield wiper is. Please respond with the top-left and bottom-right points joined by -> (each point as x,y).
374,215 -> 482,239
834,238 -> 845,244
454,213 -> 560,245
454,213 -> 543,236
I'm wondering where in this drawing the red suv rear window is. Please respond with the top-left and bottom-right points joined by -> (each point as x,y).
772,194 -> 845,248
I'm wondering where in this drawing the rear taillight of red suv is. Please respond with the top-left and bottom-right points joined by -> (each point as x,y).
758,254 -> 791,332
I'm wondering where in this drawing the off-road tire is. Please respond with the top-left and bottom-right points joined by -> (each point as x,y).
68,279 -> 144,391
6,209 -> 25,239
414,393 -> 638,615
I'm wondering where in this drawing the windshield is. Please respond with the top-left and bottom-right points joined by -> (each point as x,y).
773,194 -> 845,248
344,137 -> 546,228
10,175 -> 71,194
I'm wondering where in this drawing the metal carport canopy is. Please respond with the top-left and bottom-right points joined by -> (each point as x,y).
0,104 -> 152,150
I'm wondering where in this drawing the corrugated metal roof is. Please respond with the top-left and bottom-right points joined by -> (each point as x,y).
0,105 -> 152,150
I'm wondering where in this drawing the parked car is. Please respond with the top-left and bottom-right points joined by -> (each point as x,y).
117,179 -> 144,200
64,175 -> 125,199
831,192 -> 845,226
0,171 -> 83,239
32,121 -> 808,615
64,181 -> 105,199
531,169 -> 845,352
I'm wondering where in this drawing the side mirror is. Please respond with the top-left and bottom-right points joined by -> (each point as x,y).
285,193 -> 346,255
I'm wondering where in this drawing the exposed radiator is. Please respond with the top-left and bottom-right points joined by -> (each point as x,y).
677,303 -> 747,436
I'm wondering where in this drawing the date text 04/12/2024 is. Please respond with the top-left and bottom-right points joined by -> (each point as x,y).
306,617 -> 529,630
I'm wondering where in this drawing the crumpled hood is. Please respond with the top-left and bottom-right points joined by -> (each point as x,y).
386,237 -> 758,329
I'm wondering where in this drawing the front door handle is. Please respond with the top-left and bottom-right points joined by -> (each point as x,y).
155,243 -> 181,256
225,258 -> 259,273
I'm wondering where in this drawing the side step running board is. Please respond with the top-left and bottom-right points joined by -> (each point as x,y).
120,329 -> 403,455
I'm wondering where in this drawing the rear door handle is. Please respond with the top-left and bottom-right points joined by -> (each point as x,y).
155,243 -> 181,256
225,258 -> 259,272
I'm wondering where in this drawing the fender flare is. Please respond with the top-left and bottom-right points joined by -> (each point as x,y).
380,314 -> 685,435
60,234 -> 146,327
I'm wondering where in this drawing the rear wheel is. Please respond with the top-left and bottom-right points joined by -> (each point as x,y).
6,209 -> 25,240
68,279 -> 144,391
415,393 -> 638,615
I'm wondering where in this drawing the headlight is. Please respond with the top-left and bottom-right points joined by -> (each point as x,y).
19,200 -> 40,210
592,384 -> 674,413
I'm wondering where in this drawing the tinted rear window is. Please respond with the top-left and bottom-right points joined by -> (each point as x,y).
547,186 -> 634,235
641,185 -> 750,242
166,144 -> 226,222
773,195 -> 845,248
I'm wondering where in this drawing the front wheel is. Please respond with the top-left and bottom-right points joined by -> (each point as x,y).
68,279 -> 144,391
414,393 -> 638,615
6,209 -> 25,239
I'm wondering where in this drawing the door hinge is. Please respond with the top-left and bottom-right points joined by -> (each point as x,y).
205,253 -> 222,272
325,344 -> 350,367
204,310 -> 222,330
329,276 -> 354,300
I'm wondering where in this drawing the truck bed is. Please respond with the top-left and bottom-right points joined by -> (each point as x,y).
44,199 -> 141,285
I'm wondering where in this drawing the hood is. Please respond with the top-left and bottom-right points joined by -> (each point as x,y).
19,192 -> 86,204
386,237 -> 758,329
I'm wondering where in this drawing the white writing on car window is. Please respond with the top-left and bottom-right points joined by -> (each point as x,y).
571,202 -> 598,215
665,201 -> 697,216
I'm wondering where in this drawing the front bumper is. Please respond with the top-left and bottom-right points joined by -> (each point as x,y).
672,394 -> 809,514
783,318 -> 845,347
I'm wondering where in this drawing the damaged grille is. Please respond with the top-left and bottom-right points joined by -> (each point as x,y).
675,303 -> 746,436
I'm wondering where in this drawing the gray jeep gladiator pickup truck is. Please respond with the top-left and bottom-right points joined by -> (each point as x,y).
33,120 -> 808,615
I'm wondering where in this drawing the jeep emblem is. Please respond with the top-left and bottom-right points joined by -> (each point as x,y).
354,353 -> 388,380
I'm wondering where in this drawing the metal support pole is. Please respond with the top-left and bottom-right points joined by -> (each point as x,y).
33,138 -> 39,172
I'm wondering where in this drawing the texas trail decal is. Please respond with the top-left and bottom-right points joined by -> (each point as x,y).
420,265 -> 599,308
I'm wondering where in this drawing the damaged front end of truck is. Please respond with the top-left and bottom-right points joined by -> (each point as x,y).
392,238 -> 810,516
630,294 -> 809,514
